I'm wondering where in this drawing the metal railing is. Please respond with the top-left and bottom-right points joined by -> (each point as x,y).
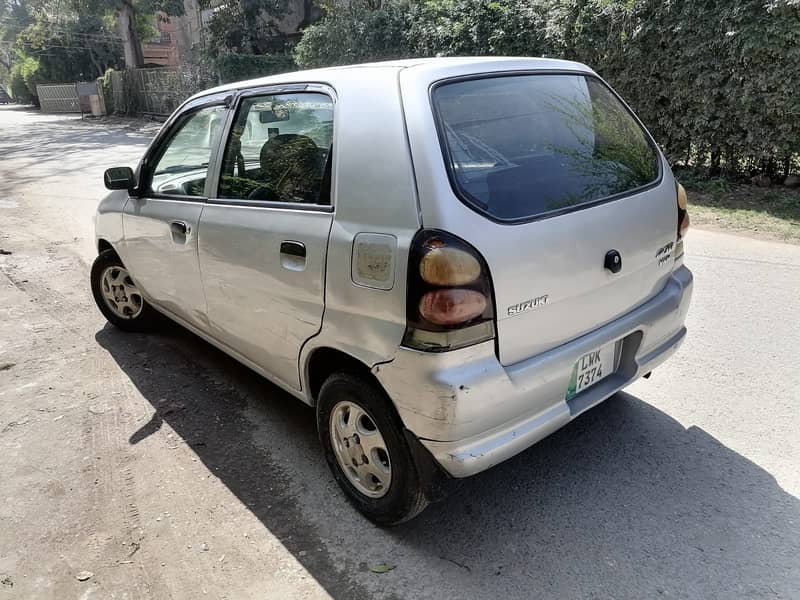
36,84 -> 80,113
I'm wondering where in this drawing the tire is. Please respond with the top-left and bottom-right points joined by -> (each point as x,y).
90,249 -> 160,332
317,372 -> 429,526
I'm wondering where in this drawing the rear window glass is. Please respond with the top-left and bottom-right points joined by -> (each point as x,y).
432,74 -> 660,221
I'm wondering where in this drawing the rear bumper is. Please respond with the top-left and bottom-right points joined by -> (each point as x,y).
374,266 -> 693,478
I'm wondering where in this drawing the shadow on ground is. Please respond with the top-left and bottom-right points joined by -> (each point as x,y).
96,322 -> 800,599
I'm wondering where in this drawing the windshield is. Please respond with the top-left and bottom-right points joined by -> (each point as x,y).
433,74 -> 660,221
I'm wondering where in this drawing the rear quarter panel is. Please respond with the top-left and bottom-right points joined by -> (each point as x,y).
300,68 -> 422,391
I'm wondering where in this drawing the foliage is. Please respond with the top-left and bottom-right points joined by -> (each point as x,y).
216,52 -> 297,83
293,0 -> 800,178
0,0 -> 185,85
407,0 -> 558,58
8,55 -> 38,101
294,0 -> 411,68
11,56 -> 42,100
198,0 -> 292,57
566,0 -> 800,178
98,67 -> 115,112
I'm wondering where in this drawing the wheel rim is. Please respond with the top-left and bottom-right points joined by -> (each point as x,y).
100,265 -> 144,320
329,400 -> 392,499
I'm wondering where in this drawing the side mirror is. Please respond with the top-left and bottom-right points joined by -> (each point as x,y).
104,166 -> 135,191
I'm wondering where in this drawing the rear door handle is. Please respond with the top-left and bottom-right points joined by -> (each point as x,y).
169,220 -> 191,244
280,241 -> 306,257
280,241 -> 306,271
170,220 -> 190,235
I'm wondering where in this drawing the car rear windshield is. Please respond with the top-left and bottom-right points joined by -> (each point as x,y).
432,74 -> 660,221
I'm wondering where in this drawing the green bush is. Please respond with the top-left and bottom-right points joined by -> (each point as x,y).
407,0 -> 557,58
294,1 -> 411,69
98,69 -> 116,114
568,0 -> 800,177
216,53 -> 297,84
292,0 -> 800,178
9,55 -> 41,103
8,70 -> 32,103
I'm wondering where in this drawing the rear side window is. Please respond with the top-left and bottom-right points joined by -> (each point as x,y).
432,74 -> 660,221
219,92 -> 334,204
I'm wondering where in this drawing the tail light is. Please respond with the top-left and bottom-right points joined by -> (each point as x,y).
403,229 -> 495,352
677,182 -> 690,239
675,182 -> 690,262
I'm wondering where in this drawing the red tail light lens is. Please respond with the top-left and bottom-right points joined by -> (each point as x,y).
403,230 -> 495,352
419,289 -> 487,325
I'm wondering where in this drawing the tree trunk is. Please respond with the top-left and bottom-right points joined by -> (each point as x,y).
118,0 -> 144,68
88,47 -> 104,78
709,148 -> 721,176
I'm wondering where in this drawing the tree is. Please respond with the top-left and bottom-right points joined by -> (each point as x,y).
1,0 -> 185,78
198,0 -> 292,56
111,0 -> 184,68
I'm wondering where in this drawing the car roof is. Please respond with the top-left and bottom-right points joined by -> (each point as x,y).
187,56 -> 593,103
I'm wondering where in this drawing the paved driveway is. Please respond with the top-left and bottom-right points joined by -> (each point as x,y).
0,105 -> 798,599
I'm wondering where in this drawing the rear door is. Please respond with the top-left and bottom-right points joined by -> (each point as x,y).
409,70 -> 678,365
122,100 -> 226,327
198,86 -> 335,390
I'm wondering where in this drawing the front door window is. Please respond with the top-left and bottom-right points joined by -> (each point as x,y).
150,105 -> 226,197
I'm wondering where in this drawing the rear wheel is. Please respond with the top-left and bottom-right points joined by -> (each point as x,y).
317,372 -> 428,525
91,249 -> 159,332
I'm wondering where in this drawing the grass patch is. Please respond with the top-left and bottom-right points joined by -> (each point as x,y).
682,179 -> 800,244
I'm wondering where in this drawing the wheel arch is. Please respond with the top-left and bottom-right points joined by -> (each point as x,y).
305,346 -> 382,406
97,238 -> 120,259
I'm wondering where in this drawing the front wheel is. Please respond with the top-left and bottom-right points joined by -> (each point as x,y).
90,249 -> 159,332
317,373 -> 428,526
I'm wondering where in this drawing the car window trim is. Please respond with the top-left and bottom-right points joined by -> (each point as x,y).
206,198 -> 334,212
208,83 -> 337,211
137,93 -> 231,202
428,69 -> 664,225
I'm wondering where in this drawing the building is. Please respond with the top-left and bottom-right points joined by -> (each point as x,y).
142,16 -> 181,67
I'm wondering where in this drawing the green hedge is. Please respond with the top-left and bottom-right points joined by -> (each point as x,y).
216,53 -> 297,84
294,0 -> 800,178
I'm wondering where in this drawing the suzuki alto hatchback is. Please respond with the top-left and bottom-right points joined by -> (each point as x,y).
93,57 -> 693,525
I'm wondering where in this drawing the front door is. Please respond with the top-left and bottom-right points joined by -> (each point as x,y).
122,103 -> 226,327
198,89 -> 335,390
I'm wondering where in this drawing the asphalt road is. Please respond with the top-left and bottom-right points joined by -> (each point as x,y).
1,105 -> 798,599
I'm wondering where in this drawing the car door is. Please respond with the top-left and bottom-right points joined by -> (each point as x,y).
198,86 -> 335,391
122,98 -> 227,328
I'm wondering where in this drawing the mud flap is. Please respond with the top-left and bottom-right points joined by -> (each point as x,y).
403,428 -> 452,503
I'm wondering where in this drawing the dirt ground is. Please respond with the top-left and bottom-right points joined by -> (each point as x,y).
1,105 -> 799,600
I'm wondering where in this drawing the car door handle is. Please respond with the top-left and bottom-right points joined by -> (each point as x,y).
280,241 -> 306,271
170,220 -> 190,236
280,241 -> 306,258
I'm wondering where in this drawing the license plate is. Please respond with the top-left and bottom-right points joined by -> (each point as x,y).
566,342 -> 618,401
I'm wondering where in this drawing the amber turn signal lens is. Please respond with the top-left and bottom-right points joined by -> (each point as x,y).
677,182 -> 688,210
419,247 -> 482,286
419,289 -> 487,326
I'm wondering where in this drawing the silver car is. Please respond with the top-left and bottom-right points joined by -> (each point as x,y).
93,57 -> 693,525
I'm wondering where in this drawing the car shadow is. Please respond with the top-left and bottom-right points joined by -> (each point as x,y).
95,323 -> 800,599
